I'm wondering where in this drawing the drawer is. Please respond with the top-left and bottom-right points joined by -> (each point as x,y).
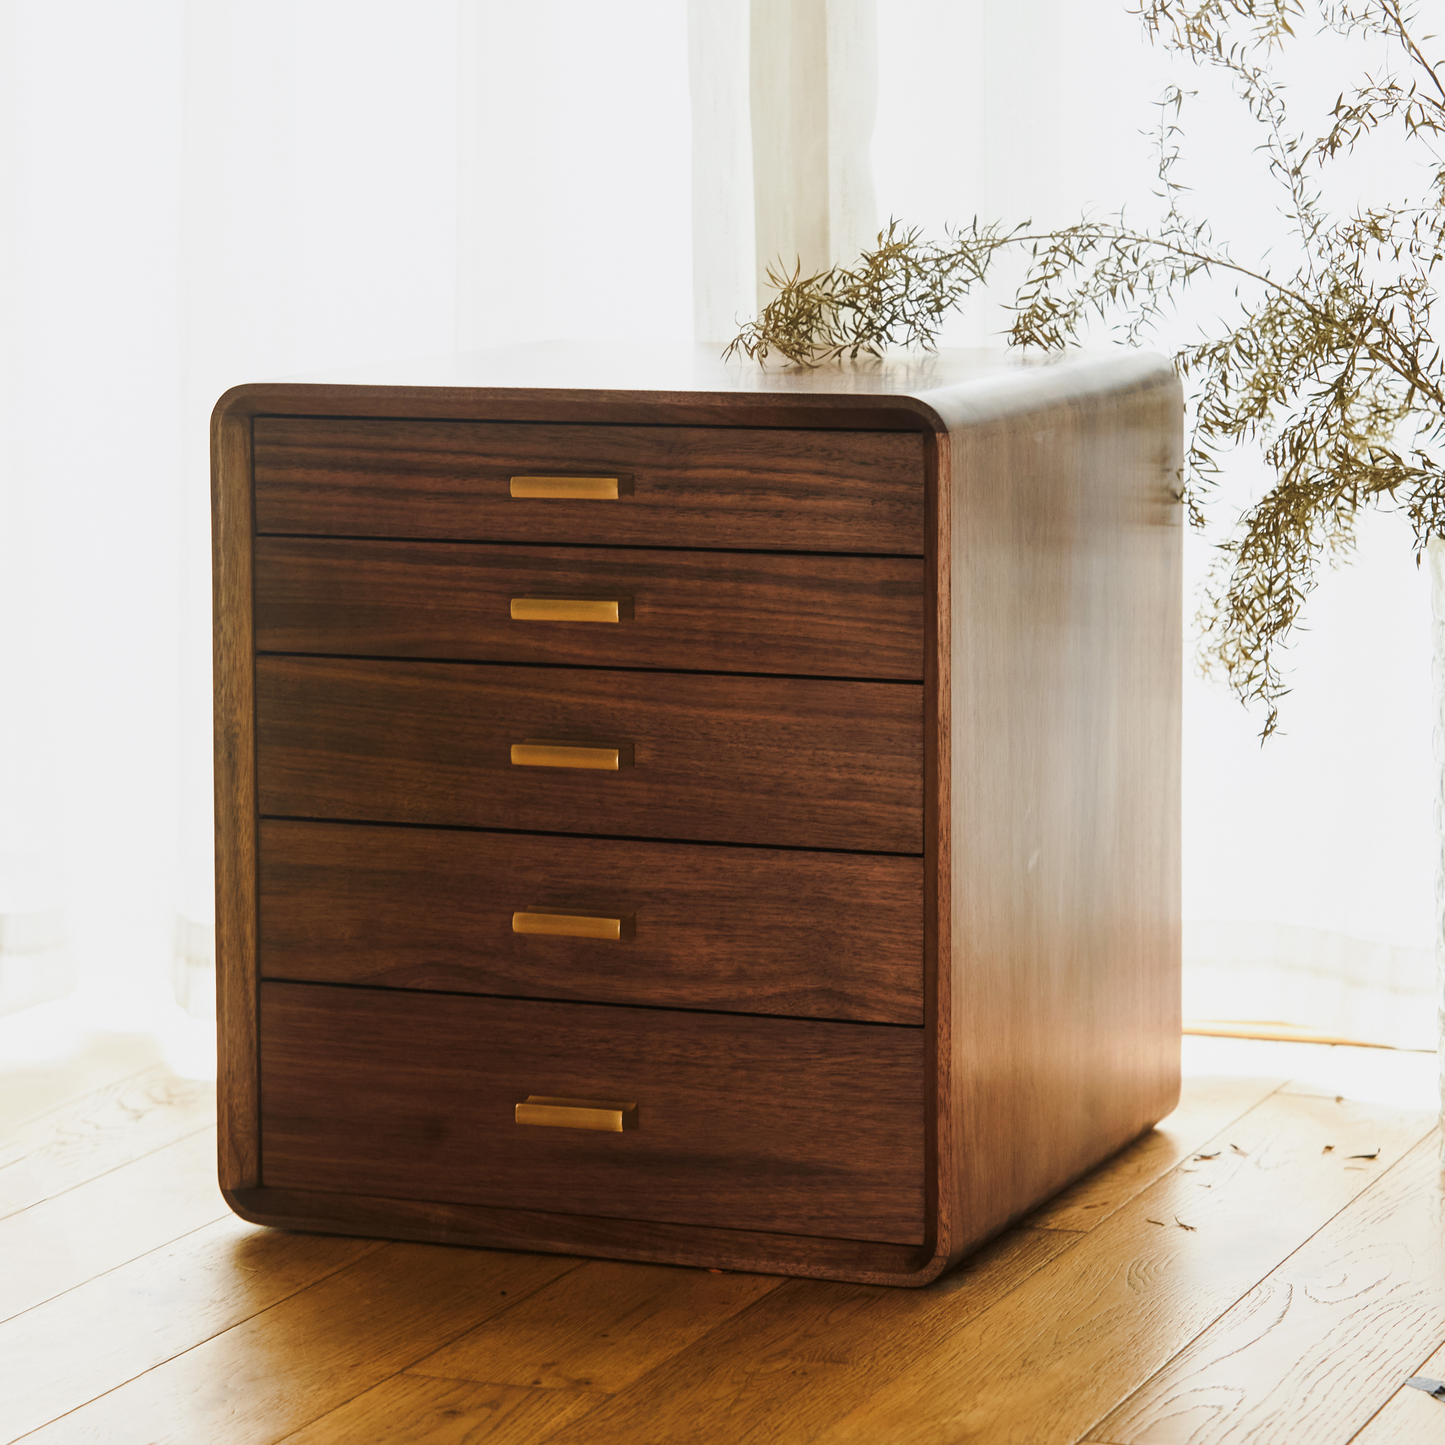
258,820 -> 924,1025
254,538 -> 925,680
259,981 -> 926,1244
255,658 -> 923,852
252,418 -> 925,554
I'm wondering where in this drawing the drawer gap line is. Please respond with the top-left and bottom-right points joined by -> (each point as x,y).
252,651 -> 926,687
257,975 -> 926,1030
251,530 -> 925,561
254,814 -> 926,859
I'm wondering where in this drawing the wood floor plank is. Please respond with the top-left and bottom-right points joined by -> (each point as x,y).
1349,1343 -> 1445,1443
0,1035 -> 168,1133
0,1215 -> 379,1443
10,1053 -> 1433,1445
17,1244 -> 582,1443
410,1259 -> 783,1394
1,1127 -> 225,1323
794,1092 -> 1433,1445
1081,1128 -> 1445,1443
1028,1076 -> 1284,1233
531,1224 -> 1075,1445
0,1066 -> 213,1219
277,1377 -> 604,1445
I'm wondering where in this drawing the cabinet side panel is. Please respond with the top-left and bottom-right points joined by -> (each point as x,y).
947,371 -> 1183,1249
212,398 -> 259,1190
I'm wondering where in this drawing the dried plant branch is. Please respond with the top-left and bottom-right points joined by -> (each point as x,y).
728,0 -> 1445,736
723,220 -> 1024,366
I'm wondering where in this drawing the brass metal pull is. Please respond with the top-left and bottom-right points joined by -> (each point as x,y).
513,910 -> 635,941
509,475 -> 632,500
510,597 -> 632,624
510,740 -> 633,771
515,1095 -> 638,1131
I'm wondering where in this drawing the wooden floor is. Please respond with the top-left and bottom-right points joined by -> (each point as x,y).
3,1049 -> 1445,1443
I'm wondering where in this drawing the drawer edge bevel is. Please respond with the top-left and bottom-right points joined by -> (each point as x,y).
212,393 -> 261,1192
224,1184 -> 950,1288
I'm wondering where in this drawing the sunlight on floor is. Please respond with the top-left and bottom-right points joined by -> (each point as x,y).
1183,1033 -> 1437,1114
0,990 -> 216,1127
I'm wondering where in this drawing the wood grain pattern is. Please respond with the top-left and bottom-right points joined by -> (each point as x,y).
936,361 -> 1184,1264
1026,1074 -> 1284,1232
281,1378 -> 604,1445
254,538 -> 925,679
410,1259 -> 782,1392
533,1226 -> 1078,1445
1350,1337 -> 1445,1443
15,1067 -> 1443,1441
807,1093 -> 1433,1445
0,1216 -> 379,1442
0,1035 -> 168,1130
1089,1128 -> 1445,1444
224,1184 -> 928,1283
211,392 -> 258,1192
258,819 -> 923,1024
258,981 -> 925,1244
253,417 -> 926,554
14,1243 -> 581,1444
255,657 -> 923,853
1,1128 -> 225,1323
0,1066 -> 212,1219
214,348 -> 1184,1282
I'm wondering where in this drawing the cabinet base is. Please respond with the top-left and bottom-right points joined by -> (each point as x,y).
225,1185 -> 951,1287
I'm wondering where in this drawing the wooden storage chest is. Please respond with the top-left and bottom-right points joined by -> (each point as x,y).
213,343 -> 1182,1285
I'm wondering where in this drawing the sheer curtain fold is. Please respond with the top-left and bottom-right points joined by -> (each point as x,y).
0,0 -> 1432,1060
864,2 -> 1434,1051
0,0 -> 694,1062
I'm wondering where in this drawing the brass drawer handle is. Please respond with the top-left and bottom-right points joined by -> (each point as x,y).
510,597 -> 633,623
515,1095 -> 638,1131
510,740 -> 633,770
512,909 -> 635,941
509,475 -> 632,500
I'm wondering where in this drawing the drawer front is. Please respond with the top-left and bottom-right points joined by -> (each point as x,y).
259,981 -> 926,1243
255,658 -> 923,852
254,538 -> 925,680
253,418 -> 925,554
259,820 -> 924,1025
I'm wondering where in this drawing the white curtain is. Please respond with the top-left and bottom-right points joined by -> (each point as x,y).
0,0 -> 695,1072
0,0 -> 1433,1070
862,0 -> 1437,1050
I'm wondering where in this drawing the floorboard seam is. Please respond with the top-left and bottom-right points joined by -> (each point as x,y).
260,1256 -> 594,1445
0,1213 -> 234,1330
0,1064 -> 175,1138
1,1235 -> 394,1441
570,1230 -> 1084,1443
0,1121 -> 218,1224
1073,1116 -> 1440,1445
1342,1309 -> 1445,1440
7,1174 -> 583,1441
1028,1077 -> 1292,1235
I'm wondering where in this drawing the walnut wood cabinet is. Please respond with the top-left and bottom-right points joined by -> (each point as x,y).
213,344 -> 1182,1285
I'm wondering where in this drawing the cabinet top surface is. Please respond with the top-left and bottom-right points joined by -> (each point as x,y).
218,342 -> 1173,429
